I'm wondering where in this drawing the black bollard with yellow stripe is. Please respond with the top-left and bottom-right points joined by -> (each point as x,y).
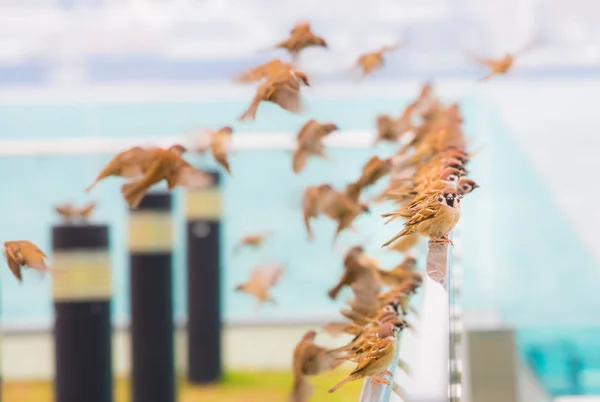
186,171 -> 222,384
128,191 -> 175,402
52,224 -> 112,402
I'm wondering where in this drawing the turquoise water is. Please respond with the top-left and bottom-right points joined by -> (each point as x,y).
1,91 -> 600,395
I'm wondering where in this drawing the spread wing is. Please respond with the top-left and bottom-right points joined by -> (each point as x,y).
297,119 -> 319,142
251,265 -> 284,289
5,253 -> 22,282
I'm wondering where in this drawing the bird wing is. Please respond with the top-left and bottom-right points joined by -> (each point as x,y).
5,253 -> 22,282
172,165 -> 214,190
296,119 -> 319,142
270,83 -> 303,113
252,265 -> 284,289
19,241 -> 48,270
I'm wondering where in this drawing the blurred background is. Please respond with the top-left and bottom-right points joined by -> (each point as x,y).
1,0 -> 600,401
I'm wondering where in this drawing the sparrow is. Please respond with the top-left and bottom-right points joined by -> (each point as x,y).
272,23 -> 328,62
328,323 -> 399,392
208,126 -> 234,175
86,144 -> 188,192
328,245 -> 368,300
301,183 -> 333,240
232,230 -> 274,255
355,156 -> 393,189
290,330 -> 342,402
54,202 -> 96,224
354,42 -> 406,80
458,178 -> 480,196
468,40 -> 537,81
85,146 -> 147,192
235,58 -> 293,83
238,69 -> 310,121
292,120 -> 339,173
4,240 -> 49,283
321,188 -> 370,244
120,145 -> 214,208
234,263 -> 284,309
382,187 -> 461,247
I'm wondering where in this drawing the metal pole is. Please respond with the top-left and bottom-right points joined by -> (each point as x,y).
186,171 -> 222,383
52,223 -> 112,402
128,192 -> 175,402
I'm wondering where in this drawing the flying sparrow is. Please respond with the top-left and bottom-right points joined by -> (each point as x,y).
120,145 -> 214,208
235,263 -> 284,309
272,23 -> 328,62
290,330 -> 342,402
55,202 -> 96,224
232,230 -> 274,255
4,240 -> 49,283
238,69 -> 310,121
234,58 -> 293,84
208,126 -> 234,175
354,42 -> 406,80
292,120 -> 339,173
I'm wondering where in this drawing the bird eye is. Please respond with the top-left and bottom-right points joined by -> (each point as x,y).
450,176 -> 457,181
437,197 -> 443,202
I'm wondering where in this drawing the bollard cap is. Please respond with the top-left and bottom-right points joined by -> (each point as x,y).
52,225 -> 109,250
131,192 -> 172,212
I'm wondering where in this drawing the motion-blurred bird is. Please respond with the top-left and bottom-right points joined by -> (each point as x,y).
378,257 -> 420,288
235,58 -> 293,83
382,187 -> 461,247
328,323 -> 399,392
354,42 -> 406,80
85,146 -> 147,192
4,240 -> 49,283
120,145 -> 214,208
293,120 -> 339,173
290,330 -> 342,402
55,202 -> 96,224
235,263 -> 284,309
208,126 -> 234,175
321,189 -> 370,245
238,69 -> 310,121
301,183 -> 334,240
232,230 -> 274,255
468,40 -> 537,81
271,22 -> 328,62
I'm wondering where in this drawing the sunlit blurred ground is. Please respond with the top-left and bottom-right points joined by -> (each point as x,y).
3,369 -> 361,402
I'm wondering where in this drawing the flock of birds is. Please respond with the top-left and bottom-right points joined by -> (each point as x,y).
1,18 -> 532,401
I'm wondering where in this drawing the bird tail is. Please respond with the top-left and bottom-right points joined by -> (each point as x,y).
238,101 -> 260,122
321,322 -> 346,338
121,180 -> 149,209
328,375 -> 354,393
85,180 -> 99,193
292,149 -> 308,173
216,156 -> 232,175
289,377 -> 313,402
382,226 -> 413,248
328,283 -> 344,300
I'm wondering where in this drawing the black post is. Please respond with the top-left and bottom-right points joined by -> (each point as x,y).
186,171 -> 222,384
52,224 -> 112,402
128,192 -> 175,402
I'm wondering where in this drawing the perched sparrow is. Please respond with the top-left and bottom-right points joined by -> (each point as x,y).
232,230 -> 274,255
354,42 -> 406,80
382,187 -> 461,247
235,58 -> 293,83
4,240 -> 48,283
272,23 -> 328,62
85,146 -> 147,192
457,178 -> 480,196
290,330 -> 342,402
235,263 -> 284,309
55,202 -> 96,224
328,323 -> 399,392
208,126 -> 234,175
292,120 -> 339,173
120,145 -> 214,208
238,69 -> 310,121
